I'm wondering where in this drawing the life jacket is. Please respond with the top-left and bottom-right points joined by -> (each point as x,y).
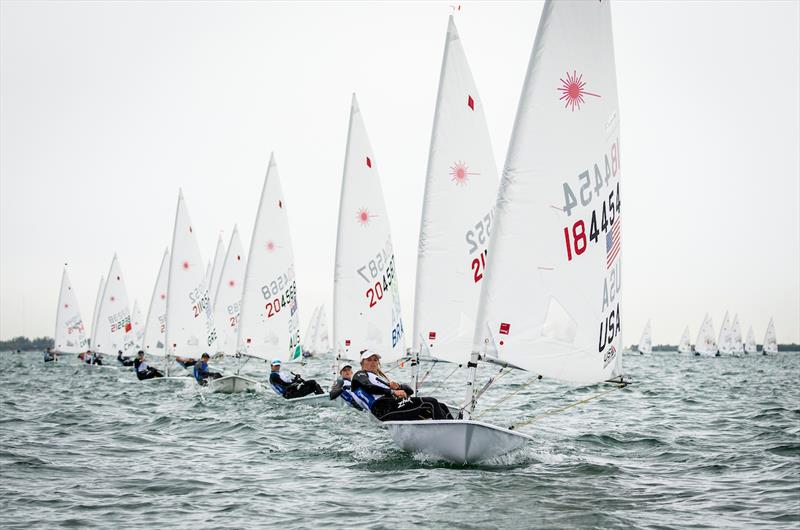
269,370 -> 294,396
340,379 -> 365,410
352,371 -> 392,410
193,361 -> 209,382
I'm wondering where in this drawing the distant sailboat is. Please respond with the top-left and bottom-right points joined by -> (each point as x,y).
744,325 -> 757,354
143,248 -> 169,358
677,325 -> 692,354
717,311 -> 733,355
207,233 -> 226,310
131,300 -> 145,352
411,15 -> 499,392
228,154 -> 302,394
638,320 -> 652,354
213,225 -> 246,357
91,254 -> 135,358
333,95 -> 406,370
302,305 -> 321,357
165,191 -> 217,367
730,314 -> 744,354
695,313 -> 718,356
53,267 -> 88,355
316,305 -> 330,356
762,317 -> 778,355
89,275 -> 105,349
386,0 -> 625,463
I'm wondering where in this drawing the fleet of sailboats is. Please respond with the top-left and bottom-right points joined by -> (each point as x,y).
42,1 -> 787,465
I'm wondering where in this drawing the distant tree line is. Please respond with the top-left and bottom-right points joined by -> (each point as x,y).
0,336 -> 52,352
631,343 -> 799,352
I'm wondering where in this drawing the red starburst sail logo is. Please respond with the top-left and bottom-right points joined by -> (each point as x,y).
356,208 -> 374,226
450,161 -> 477,186
557,70 -> 600,111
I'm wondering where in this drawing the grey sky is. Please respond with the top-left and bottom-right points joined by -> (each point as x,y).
1,1 -> 798,346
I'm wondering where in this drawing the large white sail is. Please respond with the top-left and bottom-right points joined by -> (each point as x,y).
412,16 -> 499,365
236,154 -> 302,362
730,314 -> 743,354
744,325 -> 757,354
131,300 -> 145,351
53,267 -> 88,353
166,191 -> 217,360
213,225 -> 246,355
90,275 -> 105,348
694,313 -> 718,355
717,311 -> 732,354
472,0 -> 623,384
316,305 -> 330,355
678,325 -> 692,354
143,249 -> 169,356
304,305 -> 321,353
333,95 -> 405,362
763,317 -> 778,354
638,320 -> 652,354
208,233 -> 226,309
91,254 -> 135,355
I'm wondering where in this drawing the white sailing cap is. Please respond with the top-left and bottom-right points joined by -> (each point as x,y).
271,358 -> 282,365
359,349 -> 381,360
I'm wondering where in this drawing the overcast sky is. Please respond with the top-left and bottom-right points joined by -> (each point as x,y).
1,1 -> 798,347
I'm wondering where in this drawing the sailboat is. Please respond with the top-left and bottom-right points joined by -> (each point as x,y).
717,311 -> 732,355
315,305 -> 331,357
165,191 -> 217,375
410,15 -> 499,393
677,325 -> 692,354
762,317 -> 778,355
694,313 -> 718,356
220,154 -> 302,395
730,314 -> 744,354
53,267 -> 88,356
207,233 -> 226,310
302,305 -> 321,357
91,254 -> 135,360
213,225 -> 246,357
744,325 -> 757,354
89,275 -> 105,349
131,300 -> 145,352
386,0 -> 625,463
333,95 -> 406,380
637,320 -> 652,354
143,249 -> 169,357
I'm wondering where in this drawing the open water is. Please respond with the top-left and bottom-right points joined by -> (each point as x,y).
0,350 -> 798,529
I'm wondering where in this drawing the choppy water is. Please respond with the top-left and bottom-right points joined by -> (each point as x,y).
1,350 -> 798,529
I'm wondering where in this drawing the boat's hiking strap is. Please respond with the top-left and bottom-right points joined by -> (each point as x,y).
473,372 -> 541,420
510,381 -> 628,431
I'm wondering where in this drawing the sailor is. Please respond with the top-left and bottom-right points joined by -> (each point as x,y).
351,349 -> 453,422
117,349 -> 134,367
193,353 -> 222,385
328,364 -> 364,410
268,359 -> 324,399
175,356 -> 197,369
90,351 -> 103,365
134,350 -> 163,380
44,347 -> 56,363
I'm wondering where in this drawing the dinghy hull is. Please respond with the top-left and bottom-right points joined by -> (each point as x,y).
211,375 -> 261,394
285,393 -> 344,407
384,419 -> 532,464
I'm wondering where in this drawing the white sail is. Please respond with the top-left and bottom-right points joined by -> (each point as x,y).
472,0 -> 623,384
143,248 -> 169,356
316,305 -> 330,355
90,275 -> 105,347
333,95 -> 405,362
304,305 -> 321,353
91,254 -> 135,355
131,300 -> 145,351
208,233 -> 226,309
694,313 -> 718,355
638,320 -> 652,354
730,314 -> 743,354
53,267 -> 88,353
718,311 -> 732,354
744,325 -> 757,354
237,154 -> 302,362
166,191 -> 217,360
412,16 -> 499,365
763,317 -> 778,353
213,225 -> 246,355
678,325 -> 692,354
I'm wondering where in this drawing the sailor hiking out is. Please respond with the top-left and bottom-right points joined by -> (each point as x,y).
117,350 -> 134,367
328,364 -> 363,410
351,350 -> 453,421
193,353 -> 222,385
268,359 -> 324,399
134,351 -> 163,380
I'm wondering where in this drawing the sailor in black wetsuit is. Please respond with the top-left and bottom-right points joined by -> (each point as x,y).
328,364 -> 363,410
351,350 -> 453,422
268,359 -> 324,399
117,349 -> 134,367
134,350 -> 163,380
44,347 -> 56,363
193,353 -> 222,386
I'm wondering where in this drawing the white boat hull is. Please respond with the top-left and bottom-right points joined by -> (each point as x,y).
285,393 -> 342,407
384,419 -> 533,464
141,375 -> 191,384
211,375 -> 262,394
